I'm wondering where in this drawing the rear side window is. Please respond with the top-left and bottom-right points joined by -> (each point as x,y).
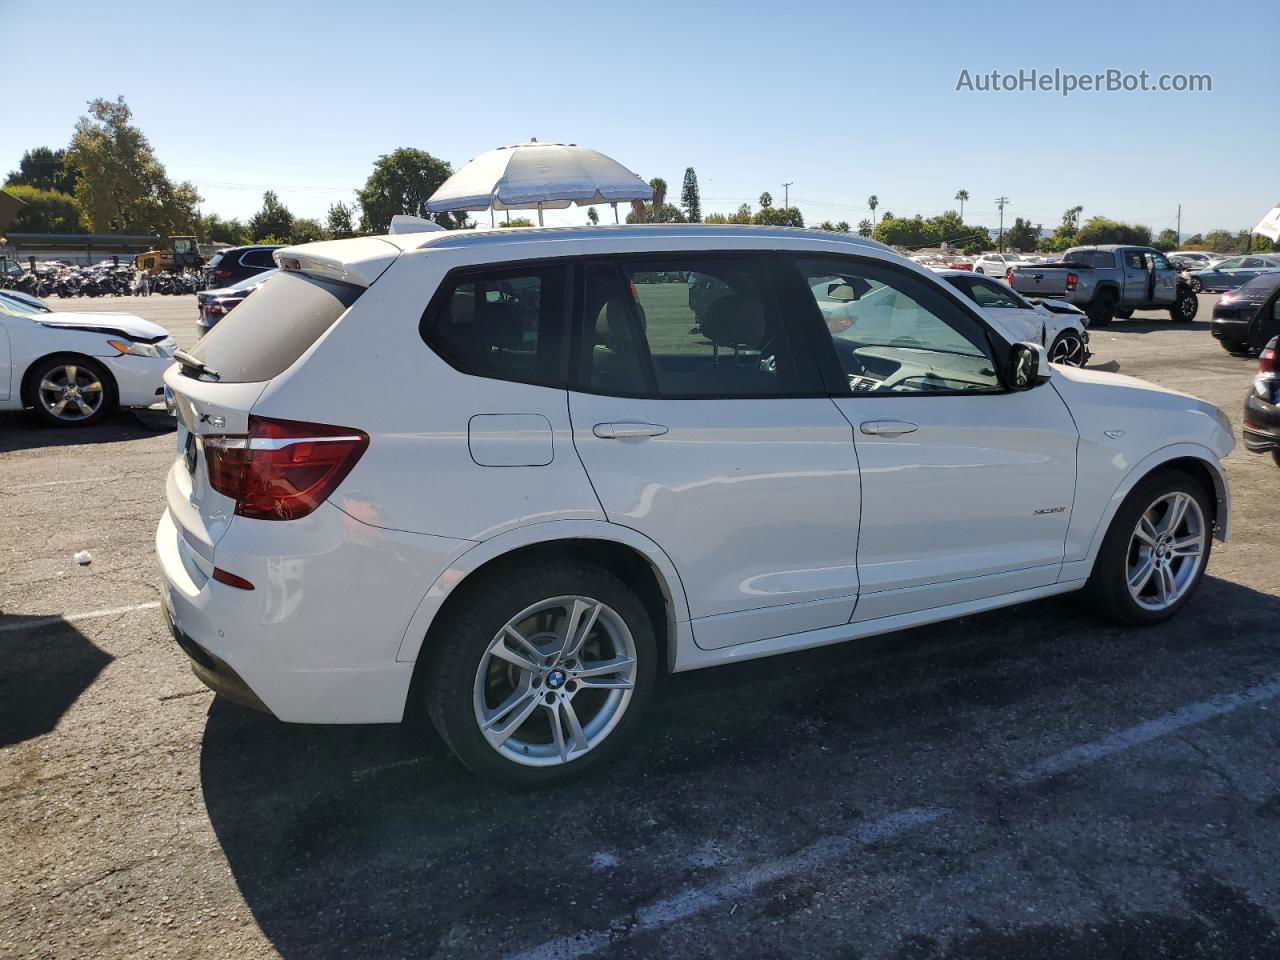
188,271 -> 361,382
1068,250 -> 1116,269
422,264 -> 567,387
242,249 -> 277,268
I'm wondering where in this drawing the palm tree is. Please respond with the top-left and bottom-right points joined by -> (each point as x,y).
867,195 -> 879,227
857,219 -> 873,237
955,189 -> 969,220
649,178 -> 667,222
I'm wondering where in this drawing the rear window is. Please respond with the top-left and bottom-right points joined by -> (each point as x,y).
206,252 -> 224,269
1065,250 -> 1116,269
188,271 -> 361,382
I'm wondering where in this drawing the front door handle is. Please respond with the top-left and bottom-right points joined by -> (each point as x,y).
593,422 -> 669,439
860,419 -> 918,437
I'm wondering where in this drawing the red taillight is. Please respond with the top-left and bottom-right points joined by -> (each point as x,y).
213,268 -> 232,278
1218,292 -> 1235,305
204,416 -> 369,521
1066,272 -> 1078,290
1260,342 -> 1276,375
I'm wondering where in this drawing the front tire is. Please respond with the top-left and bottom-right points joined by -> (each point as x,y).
1171,287 -> 1199,323
424,560 -> 658,787
1083,470 -> 1212,625
1189,277 -> 1203,293
26,355 -> 116,427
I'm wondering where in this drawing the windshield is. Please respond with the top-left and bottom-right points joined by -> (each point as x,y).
0,296 -> 41,317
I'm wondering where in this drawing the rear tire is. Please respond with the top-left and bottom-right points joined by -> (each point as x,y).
423,560 -> 658,787
1082,470 -> 1213,626
1087,291 -> 1116,326
1171,287 -> 1199,323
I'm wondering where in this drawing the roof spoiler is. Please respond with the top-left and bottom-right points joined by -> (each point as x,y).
389,215 -> 446,235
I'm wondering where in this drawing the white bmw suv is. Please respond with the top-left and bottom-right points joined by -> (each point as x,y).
157,225 -> 1233,785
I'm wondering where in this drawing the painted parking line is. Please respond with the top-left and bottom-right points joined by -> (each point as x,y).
504,807 -> 949,960
0,601 -> 161,634
503,671 -> 1280,960
1012,671 -> 1280,785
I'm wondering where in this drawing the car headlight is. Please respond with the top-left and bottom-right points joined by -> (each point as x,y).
107,338 -> 169,358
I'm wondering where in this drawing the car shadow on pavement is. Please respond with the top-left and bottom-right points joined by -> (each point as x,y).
198,574 -> 1280,959
0,616 -> 114,748
0,410 -> 173,454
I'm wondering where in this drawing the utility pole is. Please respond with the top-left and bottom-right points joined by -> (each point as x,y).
994,196 -> 1010,252
782,182 -> 794,210
1176,204 -> 1181,246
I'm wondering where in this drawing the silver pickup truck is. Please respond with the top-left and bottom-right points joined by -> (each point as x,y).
1007,244 -> 1199,325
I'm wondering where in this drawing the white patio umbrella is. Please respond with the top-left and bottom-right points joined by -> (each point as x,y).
426,141 -> 653,226
1252,201 -> 1280,243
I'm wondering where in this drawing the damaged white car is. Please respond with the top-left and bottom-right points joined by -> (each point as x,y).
0,296 -> 176,426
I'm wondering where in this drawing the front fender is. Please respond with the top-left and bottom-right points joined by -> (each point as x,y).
1062,442 -> 1230,583
394,520 -> 694,672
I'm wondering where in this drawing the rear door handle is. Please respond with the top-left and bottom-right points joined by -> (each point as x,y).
593,422 -> 669,439
860,420 -> 918,437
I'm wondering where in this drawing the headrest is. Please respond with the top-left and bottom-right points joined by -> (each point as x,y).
702,294 -> 765,348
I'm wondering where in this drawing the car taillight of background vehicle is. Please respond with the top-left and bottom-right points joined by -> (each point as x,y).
1253,338 -> 1278,402
1066,272 -> 1078,291
204,416 -> 369,521
1219,292 -> 1236,305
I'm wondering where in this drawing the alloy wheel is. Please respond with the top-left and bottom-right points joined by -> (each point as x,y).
1049,332 -> 1087,366
472,596 -> 637,767
1126,491 -> 1206,611
37,364 -> 105,421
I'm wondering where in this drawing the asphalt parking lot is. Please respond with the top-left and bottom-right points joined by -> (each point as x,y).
2,292 -> 1279,960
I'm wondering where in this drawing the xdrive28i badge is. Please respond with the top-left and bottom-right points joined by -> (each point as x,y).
184,432 -> 197,474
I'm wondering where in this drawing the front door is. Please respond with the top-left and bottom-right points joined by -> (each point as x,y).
786,254 -> 1079,622
1122,249 -> 1150,304
567,256 -> 862,650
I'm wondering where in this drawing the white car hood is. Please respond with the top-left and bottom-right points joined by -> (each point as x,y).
37,312 -> 171,341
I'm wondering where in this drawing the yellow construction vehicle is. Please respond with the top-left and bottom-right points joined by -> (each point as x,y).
136,236 -> 203,274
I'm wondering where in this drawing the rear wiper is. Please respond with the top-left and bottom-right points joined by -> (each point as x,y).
173,349 -> 221,381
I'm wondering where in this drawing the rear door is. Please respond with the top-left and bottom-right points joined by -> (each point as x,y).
786,254 -> 1078,620
567,255 -> 862,650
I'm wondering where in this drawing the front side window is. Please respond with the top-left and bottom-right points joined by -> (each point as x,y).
424,264 -> 566,387
576,256 -> 813,398
795,257 -> 1002,395
1124,251 -> 1147,270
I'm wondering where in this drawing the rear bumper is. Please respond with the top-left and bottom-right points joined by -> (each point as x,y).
155,502 -> 466,724
1243,390 -> 1280,452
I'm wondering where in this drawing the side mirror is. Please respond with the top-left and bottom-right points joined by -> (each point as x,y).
1009,342 -> 1051,389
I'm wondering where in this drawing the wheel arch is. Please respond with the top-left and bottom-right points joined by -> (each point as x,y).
396,521 -> 693,676
20,351 -> 119,409
1083,445 -> 1230,572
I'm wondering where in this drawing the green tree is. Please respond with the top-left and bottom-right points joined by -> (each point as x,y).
680,167 -> 701,223
586,206 -> 599,225
728,203 -> 753,225
752,206 -> 803,227
325,201 -> 356,239
649,178 -> 668,219
66,96 -> 200,235
758,191 -> 773,209
1076,217 -> 1152,247
704,212 -> 729,224
1200,229 -> 1237,253
1044,205 -> 1084,251
1003,217 -> 1039,253
867,195 -> 879,227
290,217 -> 327,243
249,190 -> 295,242
1183,233 -> 1204,247
498,217 -> 535,228
816,220 -> 850,233
5,147 -> 79,195
857,219 -> 873,237
626,202 -> 687,224
954,189 -> 969,221
357,148 -> 466,234
199,214 -> 248,245
4,184 -> 85,232
1153,228 -> 1180,251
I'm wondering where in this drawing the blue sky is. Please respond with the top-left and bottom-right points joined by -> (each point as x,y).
5,0 -> 1277,236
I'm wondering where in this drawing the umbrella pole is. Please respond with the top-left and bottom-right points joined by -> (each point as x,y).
612,203 -> 619,224
490,208 -> 494,227
537,203 -> 544,227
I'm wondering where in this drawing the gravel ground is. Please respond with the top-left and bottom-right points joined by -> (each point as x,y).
1,293 -> 1278,959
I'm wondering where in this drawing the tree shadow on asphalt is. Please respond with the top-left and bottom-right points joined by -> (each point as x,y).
198,574 -> 1280,959
0,615 -> 113,748
0,410 -> 173,454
